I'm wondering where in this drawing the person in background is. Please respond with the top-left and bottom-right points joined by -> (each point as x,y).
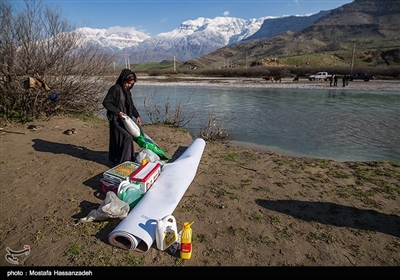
102,69 -> 142,166
333,74 -> 338,87
330,74 -> 335,87
342,74 -> 350,87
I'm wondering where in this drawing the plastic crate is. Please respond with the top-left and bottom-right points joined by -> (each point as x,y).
100,178 -> 119,194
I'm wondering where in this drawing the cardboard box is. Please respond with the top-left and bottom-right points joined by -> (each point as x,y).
129,162 -> 161,194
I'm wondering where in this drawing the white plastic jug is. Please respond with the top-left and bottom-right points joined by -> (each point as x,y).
156,215 -> 178,251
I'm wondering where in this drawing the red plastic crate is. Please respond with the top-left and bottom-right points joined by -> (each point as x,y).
100,178 -> 119,194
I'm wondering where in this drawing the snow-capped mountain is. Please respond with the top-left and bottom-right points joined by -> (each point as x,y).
75,16 -> 274,63
76,13 -> 325,64
128,16 -> 272,62
76,26 -> 151,52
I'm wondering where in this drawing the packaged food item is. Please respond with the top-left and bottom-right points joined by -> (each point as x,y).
103,161 -> 141,185
129,162 -> 161,194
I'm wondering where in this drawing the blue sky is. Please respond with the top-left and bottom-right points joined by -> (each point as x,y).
35,0 -> 353,36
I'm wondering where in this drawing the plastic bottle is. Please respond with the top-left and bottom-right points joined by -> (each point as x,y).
156,215 -> 178,251
180,221 -> 194,260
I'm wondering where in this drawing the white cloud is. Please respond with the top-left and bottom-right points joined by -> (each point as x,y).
223,11 -> 229,16
107,26 -> 139,34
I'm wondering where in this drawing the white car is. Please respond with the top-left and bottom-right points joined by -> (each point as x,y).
308,72 -> 332,81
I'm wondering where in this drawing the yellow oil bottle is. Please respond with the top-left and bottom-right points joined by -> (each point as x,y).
180,221 -> 194,259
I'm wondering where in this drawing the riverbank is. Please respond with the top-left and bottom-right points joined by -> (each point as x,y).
136,75 -> 400,92
1,113 -> 399,269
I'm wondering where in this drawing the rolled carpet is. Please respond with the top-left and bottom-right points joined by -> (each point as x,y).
108,138 -> 206,252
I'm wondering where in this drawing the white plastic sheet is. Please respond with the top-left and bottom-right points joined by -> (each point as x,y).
75,191 -> 130,225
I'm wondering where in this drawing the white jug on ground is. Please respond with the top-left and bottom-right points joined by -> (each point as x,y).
156,215 -> 178,251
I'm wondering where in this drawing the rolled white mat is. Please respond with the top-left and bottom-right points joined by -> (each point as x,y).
107,231 -> 141,250
108,138 -> 206,252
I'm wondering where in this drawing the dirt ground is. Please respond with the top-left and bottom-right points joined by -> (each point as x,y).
0,80 -> 399,276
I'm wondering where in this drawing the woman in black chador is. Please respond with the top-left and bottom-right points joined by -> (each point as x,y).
102,69 -> 142,166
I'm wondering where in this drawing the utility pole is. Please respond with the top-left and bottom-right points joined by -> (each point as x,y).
123,53 -> 130,69
350,44 -> 356,75
174,56 -> 176,72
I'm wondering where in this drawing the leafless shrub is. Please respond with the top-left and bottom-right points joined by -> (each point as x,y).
194,114 -> 231,143
143,86 -> 194,127
142,86 -> 231,143
0,0 -> 114,122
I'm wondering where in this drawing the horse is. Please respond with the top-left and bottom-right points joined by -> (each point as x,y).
263,76 -> 281,83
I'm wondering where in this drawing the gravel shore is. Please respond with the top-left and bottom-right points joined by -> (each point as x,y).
137,76 -> 400,92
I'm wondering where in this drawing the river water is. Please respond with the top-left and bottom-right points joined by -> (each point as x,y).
124,84 -> 400,162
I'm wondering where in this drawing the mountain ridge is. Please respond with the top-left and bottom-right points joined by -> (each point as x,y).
74,0 -> 400,66
76,12 -> 329,64
187,0 -> 400,68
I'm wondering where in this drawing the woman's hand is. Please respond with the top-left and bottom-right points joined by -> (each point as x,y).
136,117 -> 142,126
118,112 -> 125,118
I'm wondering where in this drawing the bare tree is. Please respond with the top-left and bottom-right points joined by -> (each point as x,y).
0,0 -> 114,121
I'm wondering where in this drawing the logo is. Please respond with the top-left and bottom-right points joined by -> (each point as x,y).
5,245 -> 31,265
